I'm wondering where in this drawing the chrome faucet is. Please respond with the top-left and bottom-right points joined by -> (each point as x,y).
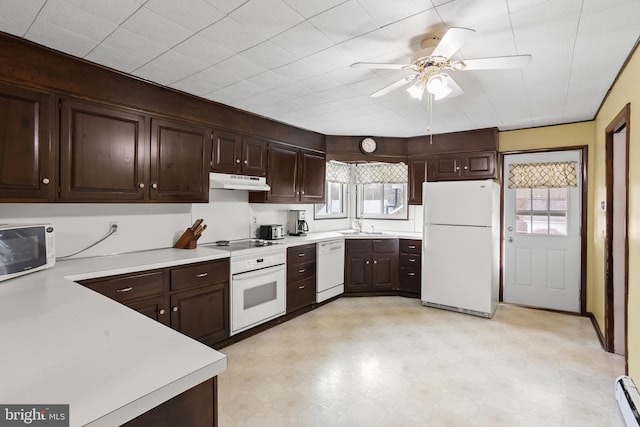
370,225 -> 375,233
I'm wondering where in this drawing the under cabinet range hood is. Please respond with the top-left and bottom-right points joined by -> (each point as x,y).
209,172 -> 270,191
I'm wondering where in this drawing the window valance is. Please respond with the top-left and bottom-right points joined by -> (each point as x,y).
354,163 -> 407,185
326,162 -> 350,184
508,161 -> 578,189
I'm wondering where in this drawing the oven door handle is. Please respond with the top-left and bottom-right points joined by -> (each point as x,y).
232,264 -> 285,281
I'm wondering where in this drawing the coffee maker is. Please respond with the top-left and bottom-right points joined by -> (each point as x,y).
288,209 -> 309,236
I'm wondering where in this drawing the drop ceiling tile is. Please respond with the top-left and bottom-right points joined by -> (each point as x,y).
309,0 -> 379,44
282,0 -> 348,18
230,0 -> 304,40
270,21 -> 334,59
25,20 -> 99,57
63,0 -> 146,25
211,55 -> 267,83
0,0 -> 46,36
132,49 -> 209,85
202,0 -> 249,14
86,27 -> 167,72
121,7 -> 193,48
508,0 -> 583,32
272,60 -> 325,81
357,0 -> 434,27
36,0 -> 118,44
217,79 -> 265,100
171,66 -> 232,94
173,35 -> 235,66
239,41 -> 297,69
301,45 -> 357,74
198,16 -> 265,52
144,0 -> 225,32
245,71 -> 294,91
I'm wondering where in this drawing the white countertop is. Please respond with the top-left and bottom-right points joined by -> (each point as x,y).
279,230 -> 422,246
0,247 -> 230,427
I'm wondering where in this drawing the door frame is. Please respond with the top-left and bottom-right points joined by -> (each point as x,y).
499,146 -> 588,314
604,104 -> 630,366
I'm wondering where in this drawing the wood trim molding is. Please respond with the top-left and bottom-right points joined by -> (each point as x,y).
587,312 -> 606,349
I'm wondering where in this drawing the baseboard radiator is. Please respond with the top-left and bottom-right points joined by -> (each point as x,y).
616,376 -> 640,426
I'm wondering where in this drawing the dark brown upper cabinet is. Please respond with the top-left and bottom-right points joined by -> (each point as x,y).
150,118 -> 210,202
0,83 -> 55,201
59,97 -> 210,203
250,143 -> 325,204
408,157 -> 428,205
211,130 -> 266,177
428,150 -> 497,182
59,97 -> 148,201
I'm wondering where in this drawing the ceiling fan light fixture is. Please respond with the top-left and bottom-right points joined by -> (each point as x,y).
406,79 -> 426,100
426,73 -> 449,97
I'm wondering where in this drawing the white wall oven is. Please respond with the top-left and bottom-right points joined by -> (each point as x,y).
229,245 -> 286,335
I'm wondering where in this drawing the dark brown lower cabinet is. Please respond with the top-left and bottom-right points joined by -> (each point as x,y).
286,244 -> 317,313
170,282 -> 228,346
399,239 -> 422,297
345,239 -> 399,293
123,378 -> 216,427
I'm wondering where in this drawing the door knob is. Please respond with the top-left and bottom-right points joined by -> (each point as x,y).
507,237 -> 513,243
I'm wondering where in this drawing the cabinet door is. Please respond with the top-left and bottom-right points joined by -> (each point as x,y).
345,254 -> 371,292
211,130 -> 241,174
127,295 -> 170,326
408,158 -> 428,205
287,276 -> 316,313
59,98 -> 147,200
429,154 -> 462,182
299,150 -> 326,203
399,267 -> 421,296
464,150 -> 497,179
0,84 -> 54,201
372,255 -> 396,291
266,143 -> 299,203
150,118 -> 209,202
241,136 -> 267,176
170,282 -> 228,346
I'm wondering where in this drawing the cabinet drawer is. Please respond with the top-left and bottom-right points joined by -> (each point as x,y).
287,260 -> 316,282
399,239 -> 421,254
400,253 -> 421,268
287,244 -> 316,265
287,276 -> 316,313
400,267 -> 421,287
170,259 -> 229,292
81,270 -> 165,303
346,239 -> 372,253
372,238 -> 398,254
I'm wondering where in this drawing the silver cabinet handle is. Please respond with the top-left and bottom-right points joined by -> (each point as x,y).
298,268 -> 305,273
409,258 -> 416,262
298,253 -> 305,257
159,309 -> 165,315
173,306 -> 178,312
116,286 -> 133,293
408,272 -> 416,276
196,272 -> 208,278
152,183 -> 158,189
42,177 -> 50,184
298,285 -> 305,289
139,183 -> 145,188
408,245 -> 416,249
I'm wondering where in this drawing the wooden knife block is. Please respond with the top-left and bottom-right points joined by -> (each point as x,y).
174,228 -> 199,249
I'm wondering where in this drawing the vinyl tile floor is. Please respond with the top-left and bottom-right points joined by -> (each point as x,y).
218,297 -> 625,427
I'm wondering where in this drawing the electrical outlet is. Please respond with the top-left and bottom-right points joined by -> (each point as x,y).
109,221 -> 119,235
252,216 -> 257,224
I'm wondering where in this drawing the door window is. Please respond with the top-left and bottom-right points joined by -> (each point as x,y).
515,187 -> 568,235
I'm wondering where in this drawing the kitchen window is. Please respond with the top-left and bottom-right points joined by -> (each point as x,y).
355,163 -> 408,220
315,161 -> 349,219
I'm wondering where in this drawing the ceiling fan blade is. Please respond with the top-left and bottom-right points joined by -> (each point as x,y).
461,54 -> 532,70
351,62 -> 408,70
443,75 -> 464,99
431,27 -> 475,59
371,76 -> 415,97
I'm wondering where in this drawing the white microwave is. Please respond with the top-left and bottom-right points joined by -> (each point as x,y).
0,224 -> 56,282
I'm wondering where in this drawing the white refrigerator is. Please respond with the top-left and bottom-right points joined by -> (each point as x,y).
421,179 -> 500,318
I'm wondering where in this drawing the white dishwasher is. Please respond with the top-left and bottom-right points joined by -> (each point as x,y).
317,239 -> 345,303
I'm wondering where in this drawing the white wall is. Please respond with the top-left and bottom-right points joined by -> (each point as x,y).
0,203 -> 191,259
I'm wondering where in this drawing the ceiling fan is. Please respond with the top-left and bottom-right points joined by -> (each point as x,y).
351,27 -> 532,101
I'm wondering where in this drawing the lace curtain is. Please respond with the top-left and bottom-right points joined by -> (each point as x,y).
354,163 -> 408,184
325,162 -> 350,183
508,161 -> 578,188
